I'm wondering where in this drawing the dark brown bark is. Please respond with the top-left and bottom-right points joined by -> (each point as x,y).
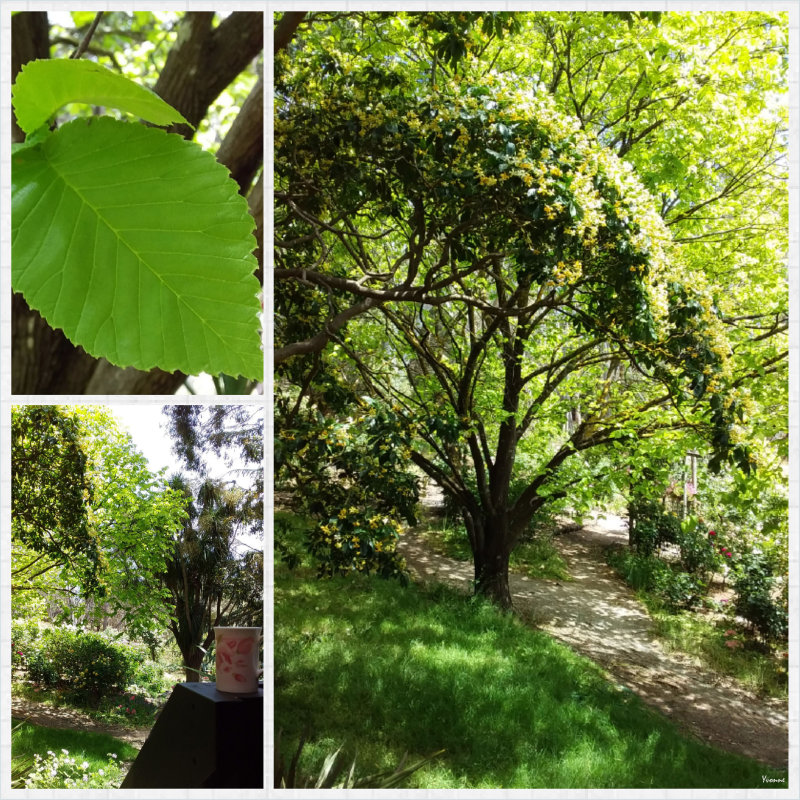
217,74 -> 263,195
274,12 -> 307,53
471,517 -> 514,610
182,645 -> 205,683
155,12 -> 263,139
11,13 -> 263,395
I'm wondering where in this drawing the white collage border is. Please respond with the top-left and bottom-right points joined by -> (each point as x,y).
1,2 -> 797,798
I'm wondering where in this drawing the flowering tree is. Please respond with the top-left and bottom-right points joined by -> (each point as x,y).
275,12 -> 787,608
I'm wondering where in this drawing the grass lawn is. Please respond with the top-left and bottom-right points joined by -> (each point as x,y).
275,566 -> 789,789
11,717 -> 139,788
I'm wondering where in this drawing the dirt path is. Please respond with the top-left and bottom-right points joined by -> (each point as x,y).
398,516 -> 788,769
11,698 -> 150,748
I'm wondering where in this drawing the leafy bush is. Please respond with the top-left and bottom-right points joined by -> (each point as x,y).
656,570 -> 705,611
11,619 -> 40,668
606,548 -> 703,611
24,628 -> 140,697
130,660 -> 168,697
676,518 -> 721,577
733,552 -> 788,642
26,649 -> 59,687
628,499 -> 680,556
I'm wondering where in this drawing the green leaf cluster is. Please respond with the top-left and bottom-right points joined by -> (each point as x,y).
12,58 -> 262,380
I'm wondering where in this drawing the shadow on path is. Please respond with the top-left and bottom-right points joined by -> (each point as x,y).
12,698 -> 150,748
398,515 -> 788,769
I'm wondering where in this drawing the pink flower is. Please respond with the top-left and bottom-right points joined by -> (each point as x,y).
725,629 -> 737,636
721,598 -> 729,603
725,551 -> 732,558
708,530 -> 716,537
725,640 -> 742,649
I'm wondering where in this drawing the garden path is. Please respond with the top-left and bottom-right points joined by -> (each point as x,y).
397,515 -> 788,769
11,698 -> 150,748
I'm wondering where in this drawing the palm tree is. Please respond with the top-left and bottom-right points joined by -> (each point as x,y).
162,475 -> 262,682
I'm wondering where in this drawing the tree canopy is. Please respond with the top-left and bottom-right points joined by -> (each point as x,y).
274,11 -> 788,607
11,405 -> 187,631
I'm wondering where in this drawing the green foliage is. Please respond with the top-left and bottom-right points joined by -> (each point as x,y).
275,731 -> 443,789
26,650 -> 60,687
11,619 -> 40,669
21,628 -> 140,698
628,499 -> 680,557
733,552 -> 788,643
676,518 -> 721,577
12,406 -> 98,590
275,567 -> 787,788
277,399 -> 418,581
11,59 -> 261,381
606,548 -> 704,612
12,58 -> 188,134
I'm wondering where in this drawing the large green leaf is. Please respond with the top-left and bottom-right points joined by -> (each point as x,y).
12,117 -> 262,380
12,58 -> 189,134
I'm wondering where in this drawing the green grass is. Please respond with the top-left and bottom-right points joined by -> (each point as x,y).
11,717 -> 139,786
644,603 -> 787,699
419,519 -> 571,582
275,566 -> 788,789
605,547 -> 788,699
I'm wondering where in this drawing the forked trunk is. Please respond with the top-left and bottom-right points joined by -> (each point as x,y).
471,518 -> 513,610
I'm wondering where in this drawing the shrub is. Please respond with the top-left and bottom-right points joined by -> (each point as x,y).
629,499 -> 680,556
676,519 -> 720,577
11,619 -> 40,669
606,549 -> 703,611
130,660 -> 167,697
26,628 -> 139,697
655,570 -> 705,611
733,553 -> 788,642
26,649 -> 59,687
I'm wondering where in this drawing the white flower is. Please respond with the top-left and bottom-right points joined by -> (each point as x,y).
98,769 -> 105,776
81,761 -> 89,769
61,748 -> 69,755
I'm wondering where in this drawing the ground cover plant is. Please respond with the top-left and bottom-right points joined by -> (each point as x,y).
275,566 -> 787,789
605,546 -> 788,699
11,719 -> 138,789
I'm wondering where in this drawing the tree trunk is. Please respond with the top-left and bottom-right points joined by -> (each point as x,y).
471,516 -> 514,610
182,645 -> 205,683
